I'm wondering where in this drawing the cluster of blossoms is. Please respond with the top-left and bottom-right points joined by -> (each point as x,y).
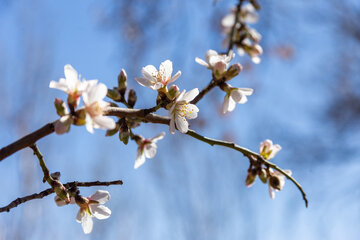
245,139 -> 291,199
50,64 -> 116,134
196,50 -> 254,114
221,2 -> 263,63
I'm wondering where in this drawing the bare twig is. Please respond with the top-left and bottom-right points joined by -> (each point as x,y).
227,0 -> 244,54
0,180 -> 123,213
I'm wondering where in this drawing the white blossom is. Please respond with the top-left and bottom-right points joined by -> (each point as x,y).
168,88 -> 199,134
135,60 -> 181,90
259,139 -> 281,160
268,169 -> 292,199
195,50 -> 235,78
75,190 -> 111,234
82,81 -> 116,133
221,4 -> 258,30
237,38 -> 263,64
134,132 -> 165,169
222,86 -> 253,114
49,64 -> 87,107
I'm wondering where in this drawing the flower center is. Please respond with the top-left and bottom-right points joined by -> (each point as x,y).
178,104 -> 193,118
86,101 -> 103,117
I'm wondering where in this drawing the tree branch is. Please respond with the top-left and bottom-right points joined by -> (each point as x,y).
0,180 -> 123,213
186,129 -> 308,207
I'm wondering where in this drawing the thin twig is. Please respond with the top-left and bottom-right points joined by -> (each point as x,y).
227,0 -> 244,54
0,180 -> 123,213
186,129 -> 308,207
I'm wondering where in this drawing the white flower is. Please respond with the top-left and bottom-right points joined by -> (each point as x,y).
82,81 -> 116,133
134,132 -> 165,169
268,169 -> 292,199
259,139 -> 281,160
195,50 -> 235,78
168,88 -> 199,134
222,86 -> 253,114
135,60 -> 181,90
75,190 -> 111,234
49,64 -> 87,107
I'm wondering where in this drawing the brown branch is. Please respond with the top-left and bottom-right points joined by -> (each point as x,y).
0,108 -> 170,162
227,0 -> 244,54
0,180 -> 123,213
0,122 -> 55,161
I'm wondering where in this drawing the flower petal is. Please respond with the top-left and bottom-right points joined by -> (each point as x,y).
90,205 -> 111,220
159,60 -> 173,81
169,117 -> 176,134
222,95 -> 231,114
134,148 -> 146,169
151,132 -> 165,143
195,57 -> 210,68
93,116 -> 116,130
183,104 -> 199,119
169,70 -> 181,83
81,213 -> 93,234
144,143 -> 157,159
49,80 -> 69,92
90,190 -> 110,204
269,186 -> 275,199
182,88 -> 199,102
76,209 -> 83,223
175,115 -> 189,133
87,83 -> 107,103
135,77 -> 155,89
142,65 -> 157,80
85,114 -> 94,134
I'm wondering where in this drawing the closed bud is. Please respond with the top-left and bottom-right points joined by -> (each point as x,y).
258,168 -> 267,183
107,88 -> 122,101
118,69 -> 127,96
119,118 -> 130,145
269,175 -> 282,191
167,85 -> 180,100
225,63 -> 243,81
73,109 -> 86,126
245,168 -> 257,187
54,98 -> 67,116
214,61 -> 227,80
127,89 -> 137,108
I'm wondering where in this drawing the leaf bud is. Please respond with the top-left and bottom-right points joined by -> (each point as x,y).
54,98 -> 67,116
117,69 -> 127,96
225,63 -> 243,81
127,89 -> 137,108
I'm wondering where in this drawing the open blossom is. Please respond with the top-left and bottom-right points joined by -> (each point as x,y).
222,86 -> 253,114
168,88 -> 199,134
49,64 -> 87,107
268,169 -> 292,199
82,81 -> 116,133
74,190 -> 112,234
135,60 -> 181,90
134,132 -> 165,169
259,139 -> 281,160
195,50 -> 235,78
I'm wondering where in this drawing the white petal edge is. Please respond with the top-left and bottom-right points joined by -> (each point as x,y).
90,205 -> 111,220
90,190 -> 110,204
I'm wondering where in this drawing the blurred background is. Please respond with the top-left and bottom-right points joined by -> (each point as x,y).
0,0 -> 359,239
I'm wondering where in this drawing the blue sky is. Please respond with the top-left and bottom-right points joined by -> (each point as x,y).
0,0 -> 359,239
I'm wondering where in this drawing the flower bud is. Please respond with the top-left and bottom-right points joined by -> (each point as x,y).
127,89 -> 137,108
213,61 -> 227,79
107,88 -> 122,102
245,168 -> 257,187
119,118 -> 129,145
73,109 -> 86,126
54,98 -> 67,116
167,85 -> 180,100
225,63 -> 243,81
258,168 -> 268,183
118,69 -> 127,96
269,175 -> 282,191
